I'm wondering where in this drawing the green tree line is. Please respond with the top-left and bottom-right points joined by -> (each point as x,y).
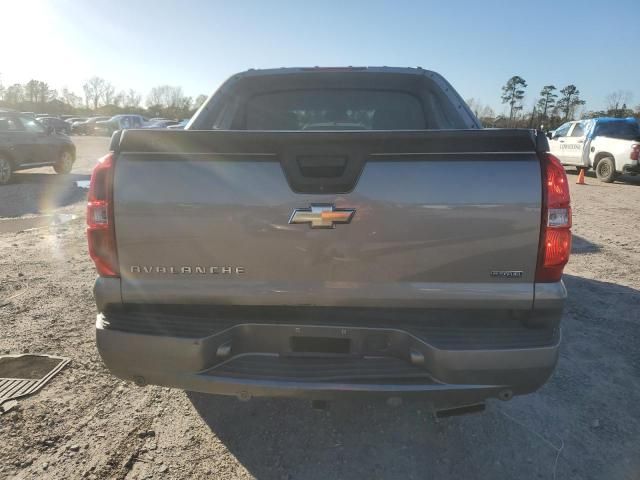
2,73 -> 637,128
468,76 -> 639,129
0,74 -> 208,120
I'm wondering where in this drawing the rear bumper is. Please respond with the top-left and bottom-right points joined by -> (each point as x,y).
96,306 -> 561,406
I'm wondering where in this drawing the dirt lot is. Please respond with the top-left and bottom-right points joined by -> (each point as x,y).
1,136 -> 639,479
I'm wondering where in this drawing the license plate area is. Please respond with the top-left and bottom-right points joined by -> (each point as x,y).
290,336 -> 351,355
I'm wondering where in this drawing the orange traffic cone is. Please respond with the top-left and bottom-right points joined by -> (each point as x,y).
576,168 -> 586,185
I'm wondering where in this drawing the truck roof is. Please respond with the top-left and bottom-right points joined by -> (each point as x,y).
234,66 -> 433,75
583,117 -> 638,124
226,66 -> 447,85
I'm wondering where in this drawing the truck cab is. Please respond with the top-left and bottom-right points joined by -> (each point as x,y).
549,117 -> 640,182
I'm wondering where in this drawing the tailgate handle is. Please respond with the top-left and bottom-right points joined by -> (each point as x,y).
297,155 -> 347,178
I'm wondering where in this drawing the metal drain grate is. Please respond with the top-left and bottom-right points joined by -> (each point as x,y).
0,354 -> 70,409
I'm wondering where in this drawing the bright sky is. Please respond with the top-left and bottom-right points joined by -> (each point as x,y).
2,0 -> 639,113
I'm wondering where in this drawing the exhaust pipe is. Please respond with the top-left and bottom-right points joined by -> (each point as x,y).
435,403 -> 485,418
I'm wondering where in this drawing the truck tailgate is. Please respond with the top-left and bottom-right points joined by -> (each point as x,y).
112,130 -> 542,309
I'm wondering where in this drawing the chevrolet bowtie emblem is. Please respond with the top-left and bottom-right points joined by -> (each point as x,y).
289,204 -> 356,229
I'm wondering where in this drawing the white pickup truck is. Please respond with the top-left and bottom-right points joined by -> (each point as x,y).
548,117 -> 640,182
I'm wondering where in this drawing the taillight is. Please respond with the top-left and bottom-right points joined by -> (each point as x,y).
536,153 -> 572,282
631,144 -> 640,161
87,152 -> 119,277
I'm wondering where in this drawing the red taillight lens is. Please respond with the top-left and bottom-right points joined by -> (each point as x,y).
544,154 -> 571,208
87,153 -> 119,277
536,153 -> 572,283
631,144 -> 640,161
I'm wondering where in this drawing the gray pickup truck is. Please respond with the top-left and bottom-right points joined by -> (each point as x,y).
90,67 -> 571,414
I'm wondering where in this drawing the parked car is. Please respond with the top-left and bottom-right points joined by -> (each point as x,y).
166,119 -> 190,129
0,111 -> 76,184
92,67 -> 570,414
95,115 -> 147,135
66,117 -> 87,126
38,116 -> 71,135
71,116 -> 111,135
142,119 -> 180,129
548,117 -> 640,182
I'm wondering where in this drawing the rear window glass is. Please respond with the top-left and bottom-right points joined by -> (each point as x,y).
570,123 -> 585,137
553,123 -> 572,138
595,121 -> 640,140
244,90 -> 427,130
20,117 -> 45,133
0,116 -> 22,131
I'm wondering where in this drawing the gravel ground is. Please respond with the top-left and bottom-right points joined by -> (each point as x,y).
0,136 -> 639,479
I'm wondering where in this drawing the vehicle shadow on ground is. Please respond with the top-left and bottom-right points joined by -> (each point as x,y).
615,174 -> 640,185
187,274 -> 640,480
565,168 -> 640,185
571,234 -> 601,254
0,173 -> 89,217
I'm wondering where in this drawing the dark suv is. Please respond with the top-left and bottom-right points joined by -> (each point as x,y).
0,111 -> 76,185
38,116 -> 72,135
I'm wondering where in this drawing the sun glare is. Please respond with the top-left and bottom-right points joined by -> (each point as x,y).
1,1 -> 63,82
